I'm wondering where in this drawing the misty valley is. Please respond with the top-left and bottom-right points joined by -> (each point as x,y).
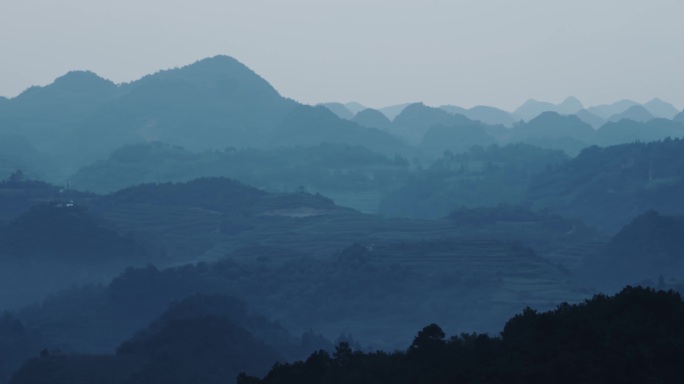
2,56 -> 684,383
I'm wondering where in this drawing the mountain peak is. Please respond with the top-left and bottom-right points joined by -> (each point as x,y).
186,55 -> 251,73
514,99 -> 555,121
135,55 -> 280,97
53,70 -> 112,86
527,111 -> 593,132
674,111 -> 684,123
558,96 -> 584,114
352,108 -> 392,130
16,70 -> 116,100
643,98 -> 679,119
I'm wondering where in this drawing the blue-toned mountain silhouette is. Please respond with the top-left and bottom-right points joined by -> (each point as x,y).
574,109 -> 605,129
0,56 -> 409,167
587,99 -> 640,119
440,105 -> 518,127
514,97 -> 584,121
352,108 -> 393,130
607,105 -> 654,123
344,102 -> 367,114
318,102 -> 354,119
391,103 -> 472,143
643,98 -> 679,119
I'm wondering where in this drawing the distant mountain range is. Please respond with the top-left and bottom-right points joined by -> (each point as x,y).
0,56 -> 410,171
439,105 -> 520,127
2,54 -> 683,187
514,97 -> 584,121
321,96 -> 682,129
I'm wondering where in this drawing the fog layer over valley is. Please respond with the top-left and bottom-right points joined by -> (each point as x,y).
2,57 -> 684,383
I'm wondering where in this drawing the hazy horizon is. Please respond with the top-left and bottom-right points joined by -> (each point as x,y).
1,0 -> 683,111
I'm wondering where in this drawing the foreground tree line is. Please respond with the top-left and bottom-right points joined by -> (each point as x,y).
239,286 -> 684,384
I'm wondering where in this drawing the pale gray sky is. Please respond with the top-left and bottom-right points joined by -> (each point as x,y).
1,0 -> 682,111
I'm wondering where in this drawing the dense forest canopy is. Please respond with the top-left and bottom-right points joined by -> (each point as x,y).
236,287 -> 684,384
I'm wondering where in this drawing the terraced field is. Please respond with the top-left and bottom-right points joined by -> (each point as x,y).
0,178 -> 614,351
370,239 -> 588,307
544,241 -> 607,270
74,178 -> 606,341
313,189 -> 383,214
92,189 -> 606,274
207,235 -> 597,345
93,203 -> 224,262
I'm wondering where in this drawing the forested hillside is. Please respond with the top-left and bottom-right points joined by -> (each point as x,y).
238,287 -> 684,384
